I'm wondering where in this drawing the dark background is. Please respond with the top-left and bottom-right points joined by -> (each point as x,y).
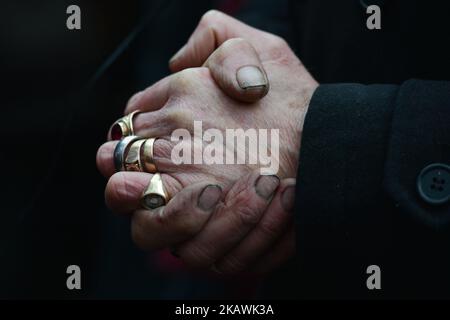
2,0 -> 449,299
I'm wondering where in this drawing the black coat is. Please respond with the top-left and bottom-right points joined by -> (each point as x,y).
280,0 -> 450,298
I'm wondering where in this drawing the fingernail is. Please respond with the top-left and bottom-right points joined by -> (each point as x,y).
255,175 -> 280,199
281,186 -> 296,211
169,44 -> 186,64
198,185 -> 222,211
236,65 -> 267,90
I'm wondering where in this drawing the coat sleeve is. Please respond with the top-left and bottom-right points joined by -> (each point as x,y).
295,80 -> 450,298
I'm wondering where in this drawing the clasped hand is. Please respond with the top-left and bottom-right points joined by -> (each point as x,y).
96,10 -> 318,274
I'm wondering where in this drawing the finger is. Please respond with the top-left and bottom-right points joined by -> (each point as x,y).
204,38 -> 269,103
132,111 -> 177,139
251,226 -> 296,275
175,172 -> 280,268
125,75 -> 174,114
122,68 -> 210,137
213,179 -> 296,274
107,109 -> 173,142
131,183 -> 222,251
96,141 -> 117,177
169,10 -> 271,72
104,172 -> 182,215
96,138 -> 175,178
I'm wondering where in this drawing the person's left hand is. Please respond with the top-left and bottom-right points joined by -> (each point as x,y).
103,169 -> 296,274
96,11 -> 314,274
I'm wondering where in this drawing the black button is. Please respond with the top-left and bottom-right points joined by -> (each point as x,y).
417,163 -> 450,205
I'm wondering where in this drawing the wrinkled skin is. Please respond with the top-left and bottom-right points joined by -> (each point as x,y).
96,10 -> 318,274
97,15 -> 317,197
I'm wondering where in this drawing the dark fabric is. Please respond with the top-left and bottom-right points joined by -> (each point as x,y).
296,80 -> 450,299
298,83 -> 398,254
291,0 -> 450,84
385,80 -> 450,225
289,0 -> 450,297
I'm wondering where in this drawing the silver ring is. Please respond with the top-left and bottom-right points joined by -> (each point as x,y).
113,135 -> 141,172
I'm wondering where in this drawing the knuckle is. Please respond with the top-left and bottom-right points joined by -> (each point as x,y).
200,10 -> 222,26
269,35 -> 288,49
269,36 -> 297,65
132,110 -> 170,135
172,68 -> 210,92
131,112 -> 151,133
166,108 -> 194,129
220,37 -> 248,51
135,110 -> 177,137
212,38 -> 251,64
265,36 -> 294,66
126,90 -> 143,110
173,68 -> 195,88
187,67 -> 210,81
178,67 -> 198,79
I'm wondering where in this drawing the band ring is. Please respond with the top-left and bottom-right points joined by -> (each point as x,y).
141,138 -> 158,173
124,139 -> 146,172
113,135 -> 141,172
141,173 -> 169,209
116,137 -> 159,173
109,110 -> 140,140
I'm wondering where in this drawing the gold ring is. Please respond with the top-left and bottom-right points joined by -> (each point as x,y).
141,173 -> 169,209
124,139 -> 146,172
109,110 -> 140,140
141,138 -> 158,173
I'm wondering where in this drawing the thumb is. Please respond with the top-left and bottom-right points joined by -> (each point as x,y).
204,38 -> 269,103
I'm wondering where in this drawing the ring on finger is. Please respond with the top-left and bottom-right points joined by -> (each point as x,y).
141,138 -> 158,173
109,110 -> 140,140
113,135 -> 141,172
124,139 -> 146,172
141,173 -> 169,209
